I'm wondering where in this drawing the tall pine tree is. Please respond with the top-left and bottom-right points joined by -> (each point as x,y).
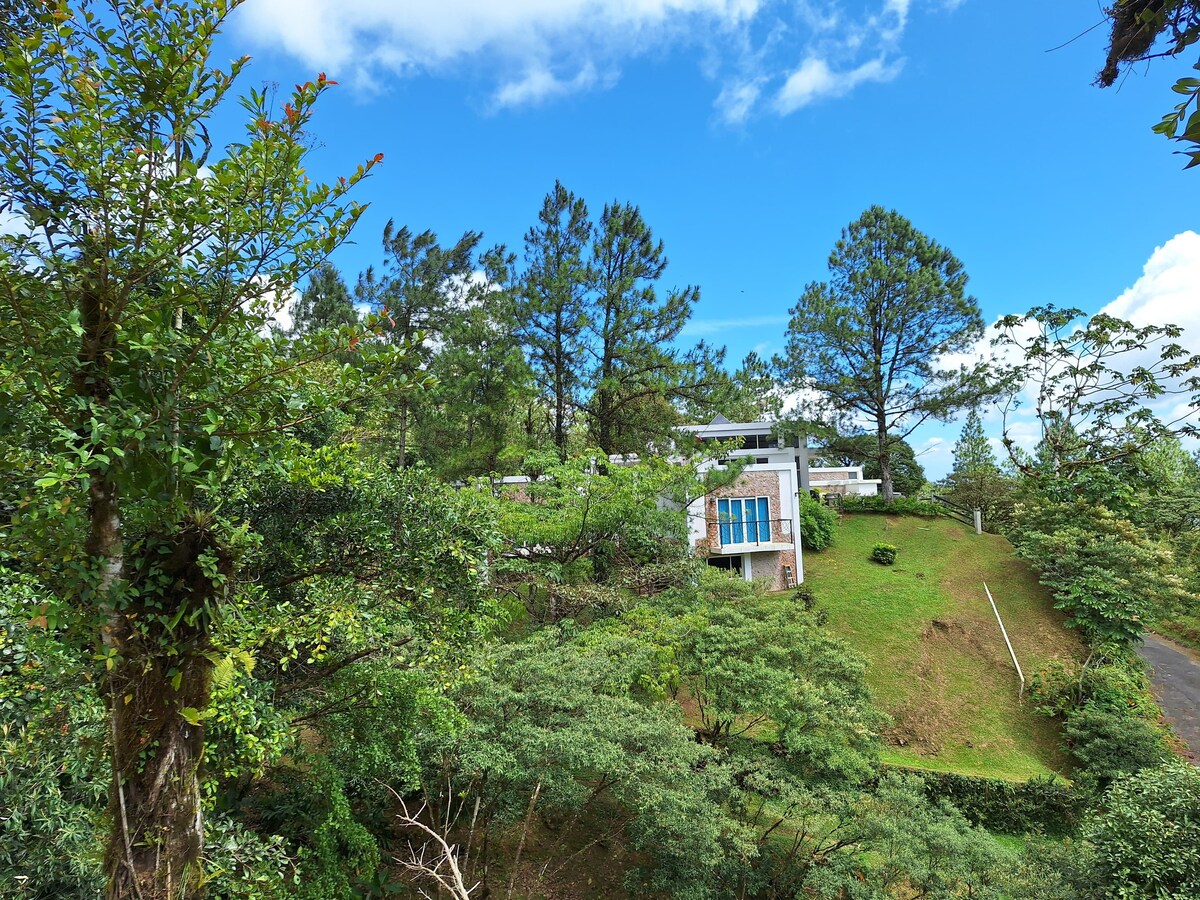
585,200 -> 714,454
413,247 -> 533,478
517,182 -> 592,458
779,206 -> 995,501
356,221 -> 481,468
944,410 -> 1013,530
288,262 -> 357,336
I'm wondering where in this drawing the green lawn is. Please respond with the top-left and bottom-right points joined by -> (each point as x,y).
801,513 -> 1084,781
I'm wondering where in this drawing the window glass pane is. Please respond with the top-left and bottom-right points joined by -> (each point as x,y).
757,497 -> 770,541
730,498 -> 744,543
718,499 -> 730,545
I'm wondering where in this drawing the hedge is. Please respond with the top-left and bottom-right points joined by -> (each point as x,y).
879,765 -> 1085,835
840,495 -> 944,517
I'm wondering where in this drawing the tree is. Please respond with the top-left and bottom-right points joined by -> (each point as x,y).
1014,498 -> 1186,644
412,248 -> 534,479
517,182 -> 592,459
355,221 -> 482,468
0,2 -> 406,895
288,262 -> 358,336
994,305 -> 1200,481
778,206 -> 994,501
1098,1 -> 1200,168
944,410 -> 1015,530
1084,761 -> 1200,897
724,351 -> 785,423
585,200 -> 718,454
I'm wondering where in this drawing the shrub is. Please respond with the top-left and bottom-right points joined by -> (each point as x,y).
797,492 -> 837,551
899,768 -> 1084,835
842,495 -> 943,517
1085,762 -> 1200,899
871,543 -> 898,565
1063,703 -> 1167,783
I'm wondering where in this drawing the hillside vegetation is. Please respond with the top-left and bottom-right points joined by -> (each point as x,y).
803,513 -> 1085,780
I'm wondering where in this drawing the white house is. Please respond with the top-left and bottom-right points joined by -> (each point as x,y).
676,416 -> 807,590
807,465 -> 882,496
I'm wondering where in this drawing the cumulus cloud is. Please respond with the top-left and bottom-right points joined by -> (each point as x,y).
1101,231 -> 1200,337
773,55 -> 903,113
494,62 -> 610,109
234,0 -> 946,118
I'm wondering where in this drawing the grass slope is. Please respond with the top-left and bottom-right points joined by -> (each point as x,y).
802,513 -> 1083,781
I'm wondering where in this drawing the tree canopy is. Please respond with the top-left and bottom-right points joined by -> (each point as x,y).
778,206 -> 993,500
0,0 -> 404,893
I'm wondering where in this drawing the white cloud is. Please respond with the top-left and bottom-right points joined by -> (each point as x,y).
235,0 -> 946,116
773,55 -> 903,113
935,231 -> 1200,464
1101,230 -> 1200,336
493,62 -> 609,109
680,313 -> 789,336
714,78 -> 763,124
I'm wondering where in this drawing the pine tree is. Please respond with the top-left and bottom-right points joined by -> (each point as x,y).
945,410 -> 1013,529
779,206 -> 996,501
517,182 -> 592,459
951,410 -> 998,476
288,262 -> 357,336
413,247 -> 533,478
585,200 -> 714,454
356,221 -> 482,468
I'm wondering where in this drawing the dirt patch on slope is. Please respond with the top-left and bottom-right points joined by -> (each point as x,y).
885,618 -> 1016,755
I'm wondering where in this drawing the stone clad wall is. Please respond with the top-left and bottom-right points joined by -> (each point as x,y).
700,470 -> 786,548
698,469 -> 798,589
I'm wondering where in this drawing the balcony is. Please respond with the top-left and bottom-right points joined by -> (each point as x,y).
708,517 -> 795,553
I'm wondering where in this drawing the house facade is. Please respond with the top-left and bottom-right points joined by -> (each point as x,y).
677,417 -> 808,591
807,465 -> 882,496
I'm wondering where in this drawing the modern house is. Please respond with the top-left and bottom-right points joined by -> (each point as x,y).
807,464 -> 882,496
677,416 -> 808,591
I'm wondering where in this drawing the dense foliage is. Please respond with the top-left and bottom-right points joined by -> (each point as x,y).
3,3 -> 1200,898
797,491 -> 837,550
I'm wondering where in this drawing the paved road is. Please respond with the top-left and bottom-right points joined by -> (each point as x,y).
1138,633 -> 1200,761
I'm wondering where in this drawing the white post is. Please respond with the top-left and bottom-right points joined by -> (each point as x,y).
973,508 -> 983,535
984,581 -> 1024,697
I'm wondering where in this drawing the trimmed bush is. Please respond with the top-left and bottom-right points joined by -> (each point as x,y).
871,543 -> 898,565
842,495 -> 944,517
887,767 -> 1084,836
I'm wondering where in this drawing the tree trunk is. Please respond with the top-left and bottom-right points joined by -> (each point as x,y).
595,385 -> 613,455
103,524 -> 230,900
397,396 -> 409,469
877,420 -> 894,502
105,638 -> 210,899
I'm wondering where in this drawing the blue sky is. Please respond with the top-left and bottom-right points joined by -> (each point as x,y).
213,0 -> 1199,477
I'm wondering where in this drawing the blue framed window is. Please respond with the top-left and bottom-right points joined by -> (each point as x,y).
717,497 -> 771,544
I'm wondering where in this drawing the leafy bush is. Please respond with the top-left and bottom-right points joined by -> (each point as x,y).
871,543 -> 898,565
842,494 -> 943,516
1013,498 -> 1183,645
797,491 -> 837,550
1063,704 -> 1167,783
805,773 -> 1018,900
1024,651 -> 1168,788
0,570 -> 106,899
1085,762 -> 1200,899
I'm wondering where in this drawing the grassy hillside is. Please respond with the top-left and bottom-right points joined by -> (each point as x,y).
802,513 -> 1084,781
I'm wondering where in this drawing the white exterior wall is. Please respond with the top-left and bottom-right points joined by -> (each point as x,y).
686,424 -> 806,588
